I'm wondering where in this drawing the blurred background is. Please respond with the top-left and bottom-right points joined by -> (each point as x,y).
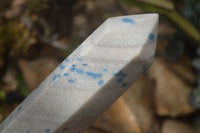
0,0 -> 200,133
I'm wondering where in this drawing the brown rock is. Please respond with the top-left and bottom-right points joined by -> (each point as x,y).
123,76 -> 159,133
93,96 -> 141,133
162,119 -> 197,133
84,126 -> 108,133
149,58 -> 194,116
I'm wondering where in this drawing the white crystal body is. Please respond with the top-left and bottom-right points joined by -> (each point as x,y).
0,14 -> 158,133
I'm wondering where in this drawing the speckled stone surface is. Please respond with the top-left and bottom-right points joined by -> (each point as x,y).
0,13 -> 159,133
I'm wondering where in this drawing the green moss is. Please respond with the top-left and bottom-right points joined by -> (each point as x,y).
0,90 -> 6,101
0,20 -> 35,58
16,72 -> 30,97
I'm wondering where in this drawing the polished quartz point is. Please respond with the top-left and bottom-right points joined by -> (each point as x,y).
0,13 -> 159,133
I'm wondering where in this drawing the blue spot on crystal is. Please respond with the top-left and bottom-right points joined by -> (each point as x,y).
18,106 -> 22,111
82,64 -> 87,66
122,73 -> 126,78
149,33 -> 155,41
115,70 -> 126,77
114,70 -> 127,84
76,58 -> 82,61
69,67 -> 85,75
53,75 -> 57,81
68,79 -> 75,83
122,82 -> 128,87
95,73 -> 102,77
76,68 -> 84,74
26,130 -> 30,133
64,73 -> 70,76
53,74 -> 61,81
122,18 -> 135,25
9,115 -> 12,119
98,80 -> 104,86
103,68 -> 108,72
72,65 -> 76,67
45,129 -> 50,132
59,63 -> 65,70
112,72 -> 116,76
70,67 -> 76,72
117,78 -> 123,83
64,58 -> 69,62
115,70 -> 123,76
85,72 -> 102,79
142,65 -> 146,73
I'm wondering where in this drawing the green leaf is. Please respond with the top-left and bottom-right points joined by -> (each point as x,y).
16,72 -> 30,97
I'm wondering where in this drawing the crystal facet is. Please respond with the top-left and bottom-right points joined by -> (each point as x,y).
0,13 -> 159,133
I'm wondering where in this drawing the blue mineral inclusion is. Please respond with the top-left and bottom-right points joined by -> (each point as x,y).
70,67 -> 76,72
149,33 -> 155,41
122,18 -> 135,25
53,60 -> 108,86
98,80 -> 104,86
102,68 -> 108,72
76,68 -> 84,74
68,79 -> 75,83
64,73 -> 70,77
9,115 -> 12,119
45,129 -> 50,133
115,70 -> 126,77
53,75 -> 57,81
59,63 -> 65,70
64,58 -> 69,62
82,63 -> 87,66
18,106 -> 22,111
114,70 -> 128,87
85,72 -> 102,79
142,65 -> 146,73
117,78 -> 123,83
76,58 -> 82,62
121,82 -> 128,87
53,74 -> 61,81
112,72 -> 117,76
